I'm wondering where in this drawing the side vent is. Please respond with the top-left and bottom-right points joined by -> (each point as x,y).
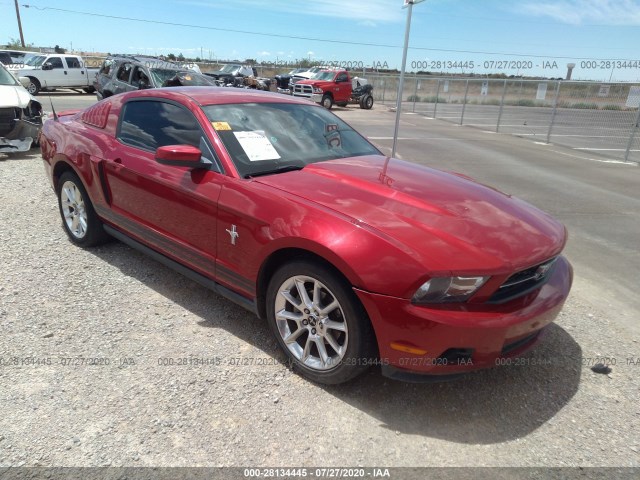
81,102 -> 111,129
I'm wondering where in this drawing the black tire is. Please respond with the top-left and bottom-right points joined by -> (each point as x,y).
83,86 -> 96,94
360,94 -> 374,110
56,171 -> 110,247
26,77 -> 40,95
321,94 -> 333,110
266,260 -> 376,384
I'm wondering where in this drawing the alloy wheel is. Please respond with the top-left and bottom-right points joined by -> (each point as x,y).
274,275 -> 348,371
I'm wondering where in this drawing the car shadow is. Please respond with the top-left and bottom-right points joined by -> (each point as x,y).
0,150 -> 40,161
90,240 -> 581,445
39,90 -> 93,97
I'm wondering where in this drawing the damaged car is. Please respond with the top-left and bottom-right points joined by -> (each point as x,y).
203,64 -> 271,90
94,55 -> 216,100
0,62 -> 44,153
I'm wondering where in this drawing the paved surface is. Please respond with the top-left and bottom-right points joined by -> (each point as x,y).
0,91 -> 638,470
377,100 -> 640,164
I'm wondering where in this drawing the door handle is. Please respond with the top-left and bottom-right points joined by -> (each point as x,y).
64,71 -> 68,75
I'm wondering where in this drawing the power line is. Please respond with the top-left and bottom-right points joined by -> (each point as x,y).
21,4 -> 640,61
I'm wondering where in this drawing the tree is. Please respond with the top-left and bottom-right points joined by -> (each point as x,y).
6,37 -> 34,51
177,53 -> 185,62
54,45 -> 66,54
167,53 -> 176,61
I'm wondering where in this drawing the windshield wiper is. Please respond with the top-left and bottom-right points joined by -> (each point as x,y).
245,165 -> 304,178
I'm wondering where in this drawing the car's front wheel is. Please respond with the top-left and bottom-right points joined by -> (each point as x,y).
266,260 -> 375,384
26,77 -> 40,95
321,94 -> 334,110
56,171 -> 109,247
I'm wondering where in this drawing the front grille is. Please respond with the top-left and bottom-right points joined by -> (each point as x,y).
437,348 -> 474,363
292,84 -> 313,96
489,257 -> 557,303
0,107 -> 20,137
501,331 -> 540,355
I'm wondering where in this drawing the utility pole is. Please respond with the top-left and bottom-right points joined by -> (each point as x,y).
15,0 -> 26,48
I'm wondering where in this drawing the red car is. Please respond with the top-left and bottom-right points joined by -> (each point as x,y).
40,87 -> 572,384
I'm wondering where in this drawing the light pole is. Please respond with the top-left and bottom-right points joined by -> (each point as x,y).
391,0 -> 425,158
14,0 -> 26,48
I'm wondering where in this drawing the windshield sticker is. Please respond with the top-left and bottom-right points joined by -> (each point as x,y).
326,131 -> 342,148
212,121 -> 231,131
326,124 -> 339,133
234,131 -> 281,161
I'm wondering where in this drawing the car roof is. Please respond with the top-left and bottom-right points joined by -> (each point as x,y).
118,86 -> 313,107
109,54 -> 180,67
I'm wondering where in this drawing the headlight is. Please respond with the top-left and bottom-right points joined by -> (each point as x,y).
312,86 -> 324,94
412,276 -> 489,304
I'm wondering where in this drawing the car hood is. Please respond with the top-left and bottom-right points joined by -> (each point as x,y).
255,156 -> 567,274
209,69 -> 236,77
0,84 -> 33,109
297,79 -> 335,87
293,72 -> 315,80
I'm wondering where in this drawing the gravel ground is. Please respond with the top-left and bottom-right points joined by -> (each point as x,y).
0,107 -> 639,470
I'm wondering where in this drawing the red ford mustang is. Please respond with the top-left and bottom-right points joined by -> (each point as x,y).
40,87 -> 572,384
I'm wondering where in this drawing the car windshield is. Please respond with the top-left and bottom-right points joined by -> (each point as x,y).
25,55 -> 46,67
155,70 -> 218,87
203,102 -> 380,178
0,65 -> 19,86
149,68 -> 182,85
312,71 -> 336,81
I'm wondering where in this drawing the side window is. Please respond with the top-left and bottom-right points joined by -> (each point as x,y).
65,57 -> 80,68
118,100 -> 203,152
47,57 -> 64,69
116,63 -> 132,82
99,59 -> 113,75
336,73 -> 348,82
129,66 -> 150,87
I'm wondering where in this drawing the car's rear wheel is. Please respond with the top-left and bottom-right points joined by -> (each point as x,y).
266,260 -> 375,384
360,94 -> 374,110
57,171 -> 109,247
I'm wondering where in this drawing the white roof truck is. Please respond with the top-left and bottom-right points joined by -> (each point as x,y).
14,54 -> 99,95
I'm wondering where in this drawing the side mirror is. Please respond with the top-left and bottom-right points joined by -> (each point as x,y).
42,62 -> 53,71
19,77 -> 30,88
155,145 -> 203,168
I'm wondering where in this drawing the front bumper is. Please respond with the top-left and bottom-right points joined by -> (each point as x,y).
310,93 -> 323,104
355,255 -> 573,378
0,119 -> 41,152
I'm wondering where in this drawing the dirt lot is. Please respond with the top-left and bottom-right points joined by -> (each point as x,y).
0,93 -> 639,474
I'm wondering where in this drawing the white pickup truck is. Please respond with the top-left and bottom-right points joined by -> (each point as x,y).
14,54 -> 99,95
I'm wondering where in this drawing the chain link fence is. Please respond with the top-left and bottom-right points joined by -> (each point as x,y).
368,75 -> 640,164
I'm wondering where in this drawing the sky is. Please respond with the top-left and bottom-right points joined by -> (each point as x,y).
3,0 -> 640,81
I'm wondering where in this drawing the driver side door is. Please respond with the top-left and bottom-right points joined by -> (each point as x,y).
42,56 -> 68,87
102,98 -> 224,278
